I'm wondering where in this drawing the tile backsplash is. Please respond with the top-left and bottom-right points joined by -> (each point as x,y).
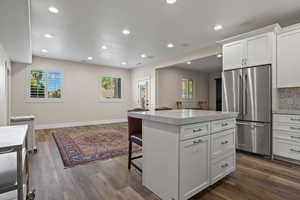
278,88 -> 300,110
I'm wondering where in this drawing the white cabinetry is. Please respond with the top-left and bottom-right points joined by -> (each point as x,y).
223,41 -> 244,70
143,118 -> 236,200
222,33 -> 273,71
273,114 -> 300,163
277,27 -> 300,88
180,135 -> 210,200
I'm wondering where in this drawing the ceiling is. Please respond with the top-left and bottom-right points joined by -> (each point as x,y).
29,0 -> 300,68
0,0 -> 31,63
173,55 -> 222,73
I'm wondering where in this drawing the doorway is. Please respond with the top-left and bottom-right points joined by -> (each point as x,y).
138,77 -> 150,109
215,78 -> 222,111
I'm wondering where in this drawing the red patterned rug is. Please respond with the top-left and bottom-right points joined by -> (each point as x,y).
52,123 -> 140,167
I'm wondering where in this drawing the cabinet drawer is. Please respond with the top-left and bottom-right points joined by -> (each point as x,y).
211,119 -> 235,133
211,152 -> 235,185
273,139 -> 300,161
180,122 -> 210,141
211,129 -> 235,159
273,114 -> 300,124
273,122 -> 300,133
273,130 -> 300,143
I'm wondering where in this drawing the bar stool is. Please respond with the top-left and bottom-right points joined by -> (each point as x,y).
128,108 -> 149,172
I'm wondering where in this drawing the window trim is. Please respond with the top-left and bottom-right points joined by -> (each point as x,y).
99,73 -> 124,103
26,66 -> 64,103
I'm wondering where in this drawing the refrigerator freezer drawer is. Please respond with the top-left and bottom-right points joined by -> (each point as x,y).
236,121 -> 271,156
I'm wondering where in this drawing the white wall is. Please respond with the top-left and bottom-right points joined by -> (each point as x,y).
0,44 -> 11,126
130,44 -> 221,110
156,67 -> 209,108
11,56 -> 131,128
208,72 -> 221,110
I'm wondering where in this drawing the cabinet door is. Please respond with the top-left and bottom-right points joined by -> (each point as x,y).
180,135 -> 210,200
244,33 -> 272,67
223,40 -> 244,70
277,29 -> 300,88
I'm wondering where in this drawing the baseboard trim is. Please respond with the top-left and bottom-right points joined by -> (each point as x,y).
35,118 -> 128,130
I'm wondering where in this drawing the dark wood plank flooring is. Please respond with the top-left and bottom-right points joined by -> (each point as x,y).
30,129 -> 300,200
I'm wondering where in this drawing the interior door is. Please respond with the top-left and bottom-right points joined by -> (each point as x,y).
243,66 -> 271,122
222,69 -> 242,120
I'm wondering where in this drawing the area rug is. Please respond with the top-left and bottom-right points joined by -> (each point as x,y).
52,123 -> 140,167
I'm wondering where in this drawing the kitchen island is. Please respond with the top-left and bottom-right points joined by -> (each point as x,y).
128,109 -> 238,200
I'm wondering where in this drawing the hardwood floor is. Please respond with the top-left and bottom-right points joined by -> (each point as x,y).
30,129 -> 300,200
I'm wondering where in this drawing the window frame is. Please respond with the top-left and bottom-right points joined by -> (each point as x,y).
181,78 -> 194,100
26,66 -> 64,103
99,73 -> 124,103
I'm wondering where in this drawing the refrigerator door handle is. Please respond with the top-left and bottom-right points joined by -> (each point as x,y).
236,122 -> 265,127
242,74 -> 246,116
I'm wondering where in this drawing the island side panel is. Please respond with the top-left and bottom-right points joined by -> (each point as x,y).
142,120 -> 180,200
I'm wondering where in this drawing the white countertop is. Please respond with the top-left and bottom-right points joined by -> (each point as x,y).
0,125 -> 28,149
128,109 -> 238,125
273,109 -> 300,115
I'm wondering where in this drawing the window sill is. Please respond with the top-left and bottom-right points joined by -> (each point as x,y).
98,98 -> 124,103
25,98 -> 64,103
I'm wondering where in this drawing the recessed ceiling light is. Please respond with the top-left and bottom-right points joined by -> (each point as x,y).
121,62 -> 127,65
87,56 -> 93,60
167,43 -> 174,48
214,24 -> 223,31
141,54 -> 147,58
41,49 -> 48,53
187,61 -> 192,64
101,45 -> 107,50
48,6 -> 59,14
217,54 -> 223,58
122,29 -> 130,35
44,33 -> 54,38
166,0 -> 177,4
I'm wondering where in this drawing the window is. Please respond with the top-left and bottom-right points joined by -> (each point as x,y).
100,75 -> 123,102
182,78 -> 193,99
28,69 -> 63,101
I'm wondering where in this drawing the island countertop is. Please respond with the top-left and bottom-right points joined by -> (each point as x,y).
128,109 -> 238,125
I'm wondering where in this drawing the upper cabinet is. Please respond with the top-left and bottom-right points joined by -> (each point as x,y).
223,41 -> 244,71
222,33 -> 273,71
277,27 -> 300,88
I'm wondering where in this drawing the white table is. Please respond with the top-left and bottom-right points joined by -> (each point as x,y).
0,125 -> 28,200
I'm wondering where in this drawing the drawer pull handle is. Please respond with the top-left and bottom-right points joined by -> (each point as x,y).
222,123 -> 228,127
291,136 -> 300,139
290,127 -> 300,131
291,118 -> 300,121
193,139 -> 203,144
193,128 -> 202,133
221,163 -> 229,168
221,141 -> 229,145
290,149 -> 300,153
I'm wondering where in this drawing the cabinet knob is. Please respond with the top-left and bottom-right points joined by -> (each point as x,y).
221,122 -> 228,127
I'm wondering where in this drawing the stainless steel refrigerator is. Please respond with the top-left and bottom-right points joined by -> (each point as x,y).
222,65 -> 271,156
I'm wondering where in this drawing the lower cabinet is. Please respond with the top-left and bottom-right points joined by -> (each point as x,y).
273,114 -> 300,163
180,135 -> 210,200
